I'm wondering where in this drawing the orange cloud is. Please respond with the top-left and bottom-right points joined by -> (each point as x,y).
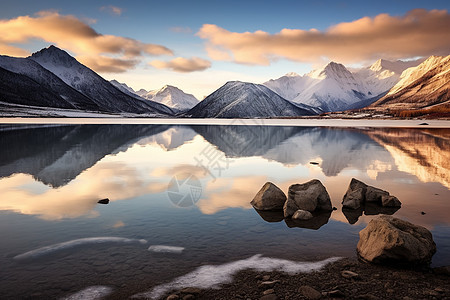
150,57 -> 211,72
0,11 -> 173,72
197,9 -> 450,65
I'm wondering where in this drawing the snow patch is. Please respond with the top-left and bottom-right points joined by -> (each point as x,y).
14,237 -> 148,260
61,286 -> 113,300
132,254 -> 341,299
148,245 -> 185,253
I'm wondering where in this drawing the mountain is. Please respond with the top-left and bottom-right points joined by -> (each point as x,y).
371,55 -> 450,110
29,46 -> 173,115
137,85 -> 199,111
0,55 -> 99,110
264,59 -> 425,112
110,80 -> 139,98
265,62 -> 371,112
185,81 -> 317,118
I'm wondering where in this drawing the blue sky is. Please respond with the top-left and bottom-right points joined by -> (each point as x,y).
1,0 -> 449,98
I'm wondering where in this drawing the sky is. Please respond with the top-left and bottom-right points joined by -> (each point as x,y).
1,0 -> 449,99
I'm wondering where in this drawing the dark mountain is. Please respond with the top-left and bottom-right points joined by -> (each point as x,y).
185,81 -> 317,118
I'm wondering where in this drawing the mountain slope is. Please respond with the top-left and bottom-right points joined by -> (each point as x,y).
0,55 -> 99,110
186,81 -> 316,118
371,55 -> 450,109
110,80 -> 139,98
29,46 -> 173,115
137,85 -> 199,111
0,66 -> 76,109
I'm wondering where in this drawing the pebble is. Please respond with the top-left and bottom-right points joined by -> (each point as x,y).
434,287 -> 444,293
263,289 -> 275,295
298,285 -> 321,299
167,295 -> 180,300
402,297 -> 414,300
259,280 -> 280,288
182,295 -> 195,300
341,270 -> 360,279
262,275 -> 271,281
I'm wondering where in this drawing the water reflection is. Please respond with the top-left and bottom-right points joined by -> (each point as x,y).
0,124 -> 449,226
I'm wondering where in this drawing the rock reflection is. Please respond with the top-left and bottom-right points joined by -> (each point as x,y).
342,203 -> 400,224
254,208 -> 332,230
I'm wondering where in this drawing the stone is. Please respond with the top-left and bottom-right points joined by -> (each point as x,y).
327,290 -> 345,297
182,295 -> 194,300
263,289 -> 274,295
341,179 -> 401,210
97,198 -> 109,204
381,195 -> 401,207
365,186 -> 389,203
341,270 -> 359,279
262,275 -> 271,281
167,295 -> 180,300
357,215 -> 436,265
342,178 -> 367,209
292,210 -> 313,220
298,285 -> 321,299
251,182 -> 287,211
284,179 -> 332,217
259,280 -> 280,288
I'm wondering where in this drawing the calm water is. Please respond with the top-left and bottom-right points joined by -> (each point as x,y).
0,124 -> 449,299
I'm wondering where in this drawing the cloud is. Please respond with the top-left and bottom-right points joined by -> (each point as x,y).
100,5 -> 123,16
0,11 -> 173,73
197,9 -> 450,65
150,57 -> 211,72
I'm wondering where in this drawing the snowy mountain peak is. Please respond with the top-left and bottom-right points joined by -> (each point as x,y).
138,84 -> 199,111
308,62 -> 352,80
369,58 -> 425,75
285,72 -> 300,77
29,45 -> 78,68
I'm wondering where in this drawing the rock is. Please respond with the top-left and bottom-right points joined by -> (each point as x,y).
97,198 -> 109,204
182,295 -> 195,300
292,210 -> 313,220
357,215 -> 436,265
298,285 -> 321,299
327,290 -> 345,297
167,295 -> 180,300
381,195 -> 401,207
263,289 -> 274,295
262,275 -> 271,281
259,280 -> 280,288
259,295 -> 278,300
251,182 -> 287,211
341,179 -> 401,210
433,265 -> 450,276
180,287 -> 201,294
365,186 -> 389,203
342,178 -> 367,209
284,179 -> 332,217
341,270 -> 359,279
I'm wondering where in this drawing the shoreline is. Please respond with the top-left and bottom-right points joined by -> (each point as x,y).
1,117 -> 450,128
126,258 -> 450,300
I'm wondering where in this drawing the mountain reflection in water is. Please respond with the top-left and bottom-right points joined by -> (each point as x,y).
0,124 -> 448,228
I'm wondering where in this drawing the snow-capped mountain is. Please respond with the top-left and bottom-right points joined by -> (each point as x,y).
265,62 -> 371,112
354,58 -> 424,97
29,46 -> 173,115
371,55 -> 450,109
186,81 -> 316,118
0,55 -> 99,110
264,59 -> 425,112
137,85 -> 199,111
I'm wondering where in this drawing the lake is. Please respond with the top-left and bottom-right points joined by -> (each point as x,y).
0,121 -> 449,299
